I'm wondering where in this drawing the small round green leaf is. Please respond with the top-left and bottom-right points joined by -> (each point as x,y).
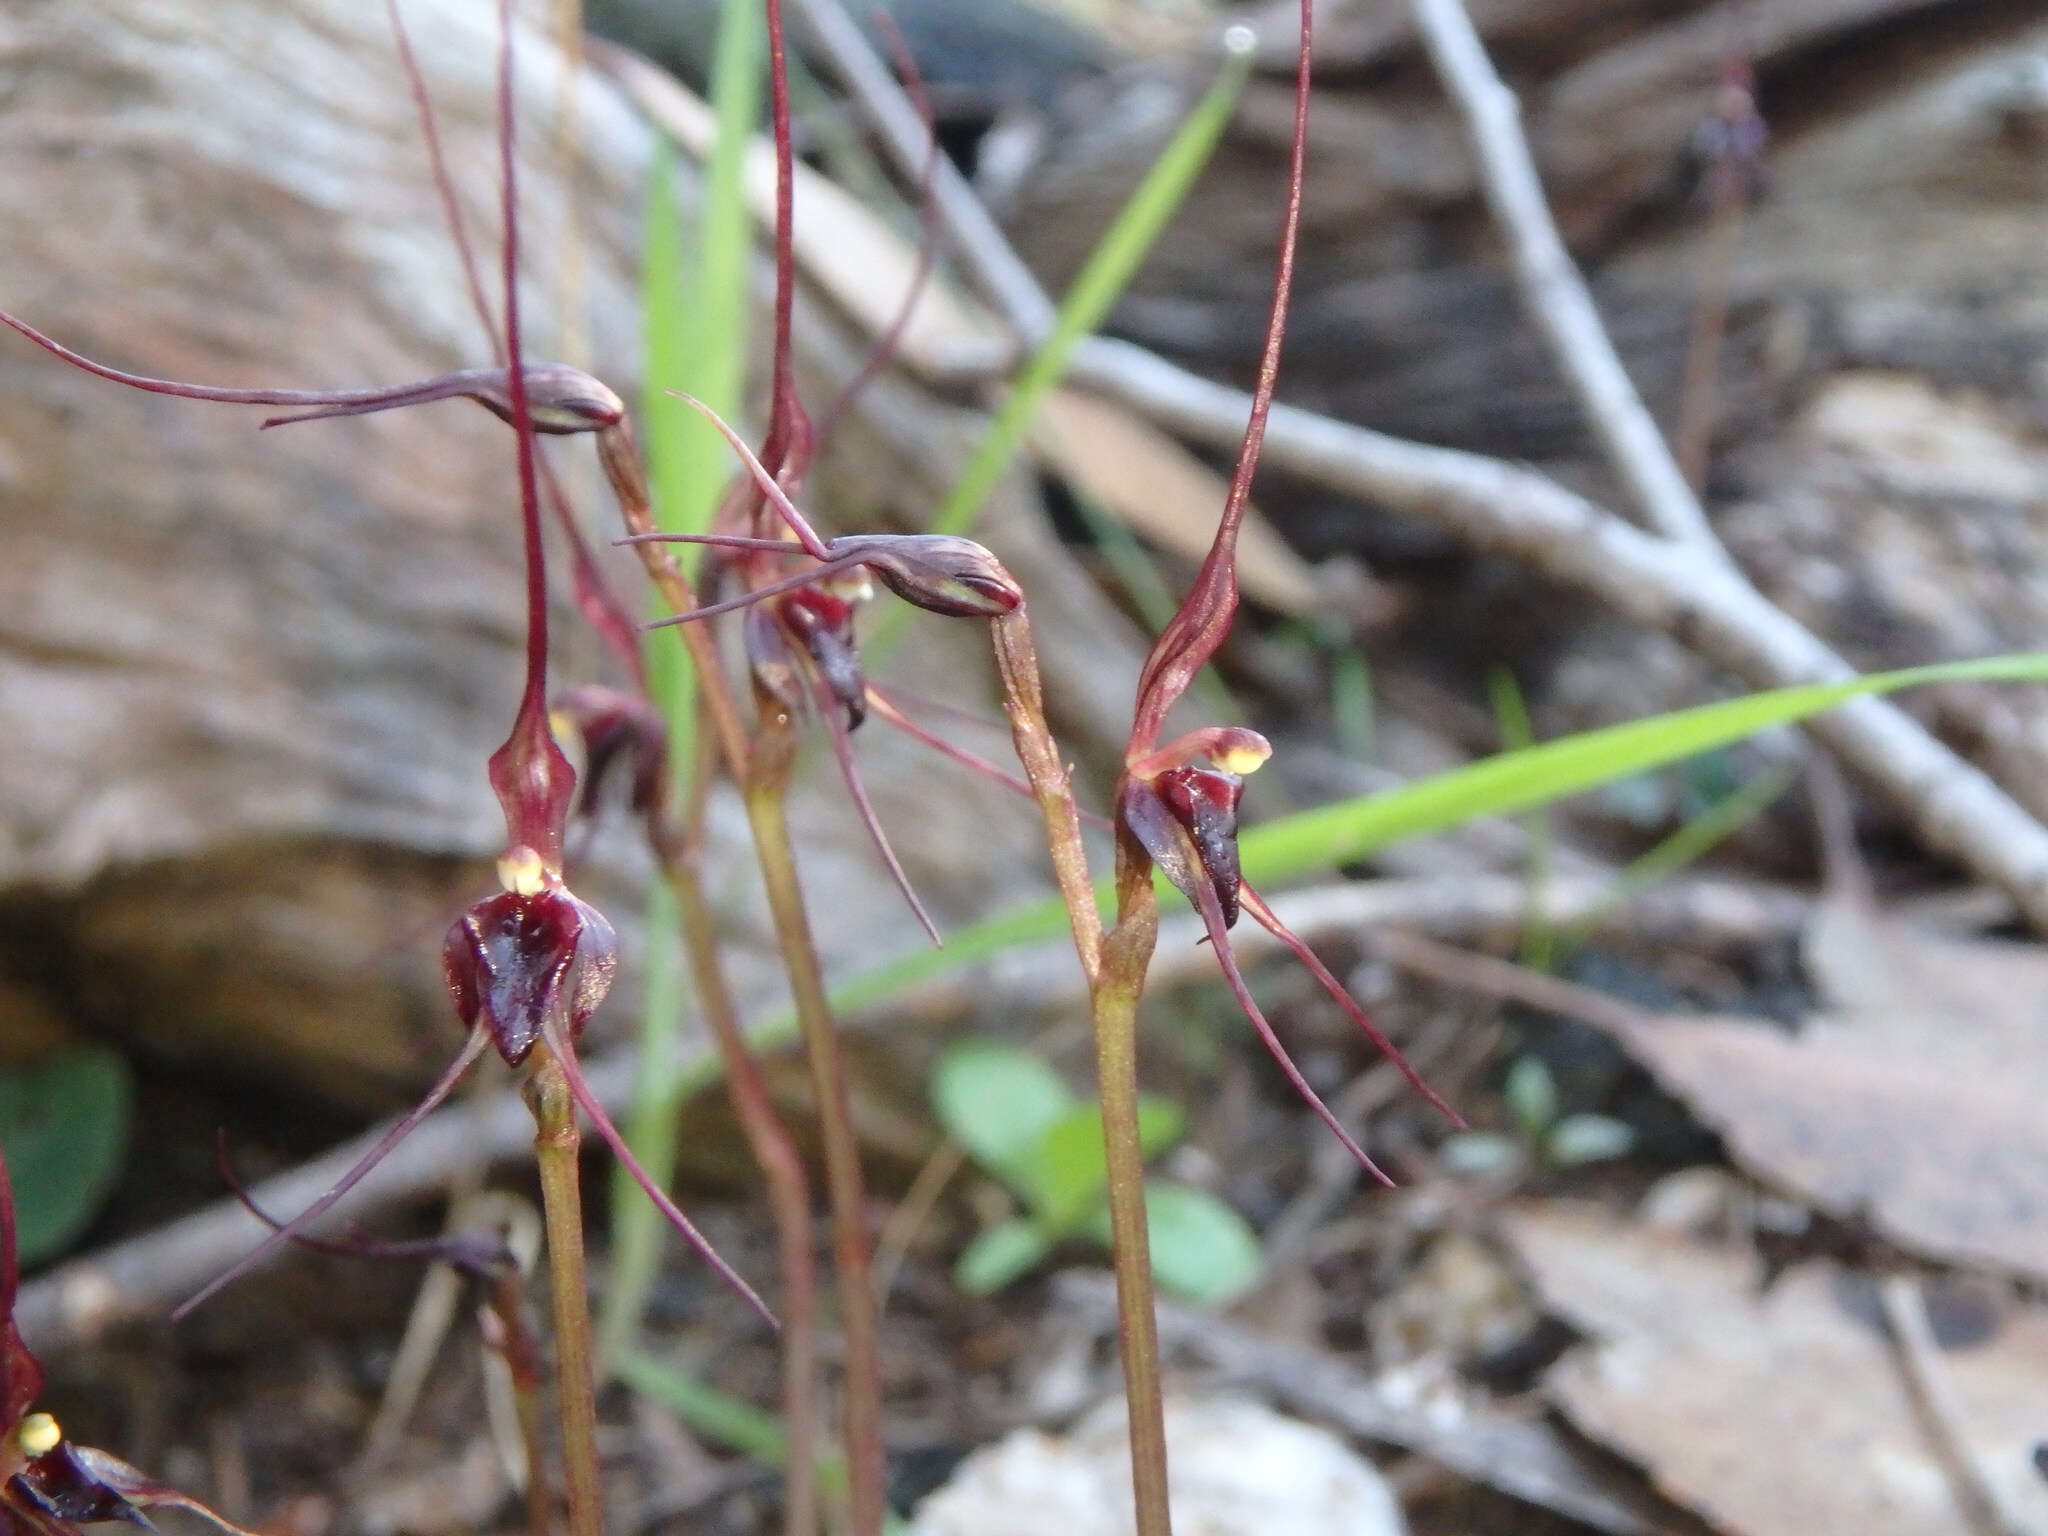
1545,1113 -> 1636,1168
0,1047 -> 134,1266
953,1218 -> 1053,1295
1504,1056 -> 1557,1141
1032,1095 -> 1186,1230
1438,1131 -> 1523,1178
931,1042 -> 1075,1197
1134,1183 -> 1262,1308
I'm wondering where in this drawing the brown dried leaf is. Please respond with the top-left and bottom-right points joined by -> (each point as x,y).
1503,1203 -> 2048,1536
1604,910 -> 2048,1281
1028,388 -> 1323,617
595,46 -> 1013,383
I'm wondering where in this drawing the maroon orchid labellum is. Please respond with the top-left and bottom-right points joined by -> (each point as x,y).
0,1149 -> 261,1536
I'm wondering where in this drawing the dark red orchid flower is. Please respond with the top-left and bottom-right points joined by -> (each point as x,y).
1109,0 -> 1461,1187
621,395 -> 1030,946
0,1149 -> 262,1536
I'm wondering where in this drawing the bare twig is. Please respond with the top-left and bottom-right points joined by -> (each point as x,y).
1878,1274 -> 2024,1536
786,0 -> 1056,342
1408,0 -> 1715,549
1368,928 -> 1666,1042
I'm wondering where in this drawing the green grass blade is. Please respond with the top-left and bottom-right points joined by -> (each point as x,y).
1237,655 -> 2048,877
928,36 -> 1254,540
604,0 -> 764,1368
821,652 -> 2048,1014
863,32 -> 1254,665
621,1354 -> 914,1534
1487,666 -> 1554,971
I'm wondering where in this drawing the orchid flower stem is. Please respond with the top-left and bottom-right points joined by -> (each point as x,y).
525,1051 -> 604,1536
1093,841 -> 1172,1536
743,733 -> 887,1536
663,843 -> 822,1536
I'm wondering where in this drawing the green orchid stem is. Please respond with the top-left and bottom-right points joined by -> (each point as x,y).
1092,836 -> 1172,1536
525,1050 -> 603,1536
745,721 -> 887,1536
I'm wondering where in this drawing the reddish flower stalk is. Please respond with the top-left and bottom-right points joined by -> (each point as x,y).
809,6 -> 944,455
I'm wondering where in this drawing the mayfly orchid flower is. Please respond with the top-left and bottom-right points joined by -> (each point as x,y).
0,1147 -> 262,1536
1106,0 -> 1462,1184
619,394 -> 1035,946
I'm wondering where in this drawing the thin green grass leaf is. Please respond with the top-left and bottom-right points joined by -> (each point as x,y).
621,1354 -> 912,1534
865,32 -> 1255,666
605,0 -> 763,1368
929,36 -> 1253,539
1555,761 -> 1798,957
673,655 -> 2048,1121
1488,667 -> 1555,971
818,653 -> 2048,1016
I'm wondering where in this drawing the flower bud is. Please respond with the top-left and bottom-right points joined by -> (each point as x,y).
835,534 -> 1022,619
471,363 -> 626,435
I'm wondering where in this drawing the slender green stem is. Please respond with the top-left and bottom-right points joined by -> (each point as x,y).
1092,832 -> 1171,1536
744,718 -> 886,1536
526,1051 -> 603,1536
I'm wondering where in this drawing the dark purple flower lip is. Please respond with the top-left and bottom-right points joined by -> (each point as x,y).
443,867 -> 619,1067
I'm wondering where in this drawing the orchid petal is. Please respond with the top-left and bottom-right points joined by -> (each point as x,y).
1238,883 -> 1464,1127
819,682 -> 943,946
536,1021 -> 778,1328
666,391 -> 833,560
172,1029 -> 490,1320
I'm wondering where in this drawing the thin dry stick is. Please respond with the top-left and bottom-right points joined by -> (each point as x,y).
1087,350 -> 2048,933
16,869 -> 1804,1354
1877,1274 -> 2023,1536
1369,927 -> 1660,1042
1409,0 -> 1715,549
870,1139 -> 964,1306
788,0 -> 1056,341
